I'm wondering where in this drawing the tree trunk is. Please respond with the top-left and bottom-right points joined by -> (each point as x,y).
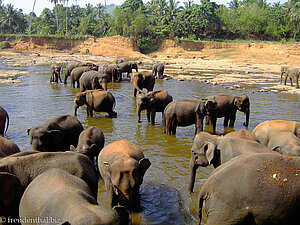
29,0 -> 36,34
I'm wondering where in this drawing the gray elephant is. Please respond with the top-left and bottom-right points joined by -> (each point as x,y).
103,64 -> 122,82
49,63 -> 62,83
163,99 -> 217,135
132,71 -> 155,97
224,129 -> 259,142
205,94 -> 250,134
64,62 -> 98,84
0,106 -> 9,136
0,136 -> 20,158
27,114 -> 84,152
268,131 -> 300,156
79,70 -> 110,92
118,61 -> 139,80
98,139 -> 151,211
252,120 -> 300,146
19,168 -> 130,225
74,90 -> 117,118
70,66 -> 97,88
284,68 -> 299,89
280,66 -> 288,84
152,63 -> 165,79
188,132 -> 274,193
0,151 -> 99,220
137,90 -> 173,125
198,153 -> 300,225
70,126 -> 105,167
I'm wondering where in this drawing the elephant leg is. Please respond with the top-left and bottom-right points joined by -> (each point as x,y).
223,117 -> 229,127
296,78 -> 299,89
229,114 -> 236,127
146,110 -> 150,123
87,106 -> 93,117
188,158 -> 199,193
211,117 -> 217,134
77,81 -> 80,89
290,78 -> 293,87
133,88 -> 137,97
284,75 -> 288,85
150,111 -> 156,125
58,74 -> 62,83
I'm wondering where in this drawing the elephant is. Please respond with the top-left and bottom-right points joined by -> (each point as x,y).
152,63 -> 165,79
137,90 -> 173,125
224,129 -> 259,142
0,106 -> 9,136
198,153 -> 300,225
70,126 -> 105,167
163,99 -> 217,135
79,70 -> 110,92
252,120 -> 300,146
284,68 -> 299,89
49,63 -> 62,83
188,131 -> 274,193
74,90 -> 117,118
205,94 -> 250,134
0,136 -> 20,158
70,66 -> 97,88
64,62 -> 98,84
0,151 -> 99,220
267,131 -> 300,156
118,61 -> 139,80
27,114 -> 84,152
98,139 -> 151,211
132,71 -> 155,97
104,64 -> 122,82
280,66 -> 288,84
19,168 -> 130,225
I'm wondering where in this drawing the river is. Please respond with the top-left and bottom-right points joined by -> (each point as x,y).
0,59 -> 299,224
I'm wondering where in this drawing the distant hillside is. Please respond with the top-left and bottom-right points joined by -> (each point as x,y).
105,4 -> 118,16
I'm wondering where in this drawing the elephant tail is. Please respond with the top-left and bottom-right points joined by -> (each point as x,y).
1,106 -> 9,134
198,190 -> 208,225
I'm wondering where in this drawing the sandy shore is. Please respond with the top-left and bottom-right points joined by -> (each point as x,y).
0,51 -> 299,95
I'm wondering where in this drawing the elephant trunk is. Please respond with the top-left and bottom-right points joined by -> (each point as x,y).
102,82 -> 107,91
244,109 -> 250,127
74,103 -> 79,116
137,104 -> 142,123
188,158 -> 199,193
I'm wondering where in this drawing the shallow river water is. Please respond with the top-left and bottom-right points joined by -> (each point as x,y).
1,60 -> 299,225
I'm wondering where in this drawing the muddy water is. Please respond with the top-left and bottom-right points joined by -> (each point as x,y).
1,60 -> 299,225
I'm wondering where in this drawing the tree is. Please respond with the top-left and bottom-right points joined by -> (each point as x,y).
0,4 -> 27,34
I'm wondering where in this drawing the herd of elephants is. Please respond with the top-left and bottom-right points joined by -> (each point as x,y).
0,59 -> 299,225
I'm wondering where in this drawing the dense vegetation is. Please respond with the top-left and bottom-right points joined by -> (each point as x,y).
0,0 -> 299,53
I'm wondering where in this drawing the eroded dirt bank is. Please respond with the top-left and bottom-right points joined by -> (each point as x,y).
0,35 -> 299,94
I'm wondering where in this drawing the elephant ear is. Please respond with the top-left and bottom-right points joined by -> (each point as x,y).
47,130 -> 64,146
205,140 -> 217,165
85,91 -> 94,107
0,172 -> 22,208
204,98 -> 217,115
138,158 -> 151,184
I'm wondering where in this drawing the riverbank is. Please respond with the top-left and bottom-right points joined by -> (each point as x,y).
0,36 -> 299,94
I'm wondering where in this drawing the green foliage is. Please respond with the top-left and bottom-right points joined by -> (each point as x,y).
0,0 -> 298,52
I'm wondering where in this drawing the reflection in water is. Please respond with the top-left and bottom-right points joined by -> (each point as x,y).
0,62 -> 299,225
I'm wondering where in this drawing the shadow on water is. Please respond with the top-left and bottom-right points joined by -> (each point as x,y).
0,61 -> 299,224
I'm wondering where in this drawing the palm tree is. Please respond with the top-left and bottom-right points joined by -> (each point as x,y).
29,0 -> 36,34
48,0 -> 68,34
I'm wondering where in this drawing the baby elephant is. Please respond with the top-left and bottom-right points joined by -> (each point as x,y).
132,71 -> 155,97
152,63 -> 165,79
71,126 -> 105,167
137,90 -> 173,125
74,90 -> 117,118
50,63 -> 62,83
19,168 -> 130,225
98,139 -> 151,211
284,68 -> 299,89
